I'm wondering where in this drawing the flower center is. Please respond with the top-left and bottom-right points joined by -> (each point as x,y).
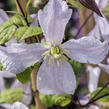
42,42 -> 68,66
50,46 -> 61,58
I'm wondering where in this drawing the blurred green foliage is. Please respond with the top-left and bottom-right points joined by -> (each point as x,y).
0,88 -> 24,104
16,67 -> 32,84
90,86 -> 109,102
39,94 -> 71,107
103,3 -> 109,20
67,0 -> 83,8
69,60 -> 82,75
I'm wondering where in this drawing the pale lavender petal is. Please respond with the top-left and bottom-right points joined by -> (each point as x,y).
37,57 -> 76,94
0,71 -> 15,78
22,92 -> 32,105
38,0 -> 72,44
94,15 -> 109,41
30,14 -> 38,27
88,25 -> 101,40
98,64 -> 109,74
5,37 -> 25,46
0,9 -> 9,25
0,104 -> 11,109
107,58 -> 109,64
80,97 -> 100,109
5,38 -> 18,46
87,65 -> 101,92
0,77 -> 5,93
92,0 -> 109,41
95,0 -> 108,10
0,43 -> 47,74
88,105 -> 99,109
80,97 -> 89,105
63,37 -> 108,64
11,102 -> 29,109
11,80 -> 32,105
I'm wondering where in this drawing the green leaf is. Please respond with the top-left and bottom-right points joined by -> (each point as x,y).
0,62 -> 4,70
39,94 -> 54,107
10,14 -> 27,26
67,0 -> 83,8
0,14 -> 27,32
0,25 -> 16,44
69,60 -> 82,75
51,94 -> 71,106
30,105 -> 37,109
90,86 -> 109,102
0,13 -> 30,44
15,26 -> 42,41
16,67 -> 32,84
0,88 -> 24,104
39,94 -> 71,107
27,15 -> 34,24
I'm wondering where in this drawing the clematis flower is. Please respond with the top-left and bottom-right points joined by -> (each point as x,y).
0,0 -> 108,95
89,0 -> 109,40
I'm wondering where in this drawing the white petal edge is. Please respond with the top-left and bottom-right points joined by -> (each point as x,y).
11,102 -> 29,109
0,71 -> 15,78
98,64 -> 109,74
94,15 -> 109,41
95,0 -> 109,10
88,25 -> 101,40
38,0 -> 72,44
0,104 -> 11,109
88,105 -> 100,109
87,65 -> 101,93
0,9 -> 9,25
63,37 -> 108,64
30,14 -> 38,27
37,57 -> 76,94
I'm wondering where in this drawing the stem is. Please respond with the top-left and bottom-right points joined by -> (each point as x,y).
81,93 -> 109,108
31,65 -> 47,109
75,12 -> 93,38
89,82 -> 109,102
78,7 -> 95,36
79,82 -> 109,108
89,93 -> 109,104
70,82 -> 109,108
16,0 -> 37,43
16,0 -> 29,26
